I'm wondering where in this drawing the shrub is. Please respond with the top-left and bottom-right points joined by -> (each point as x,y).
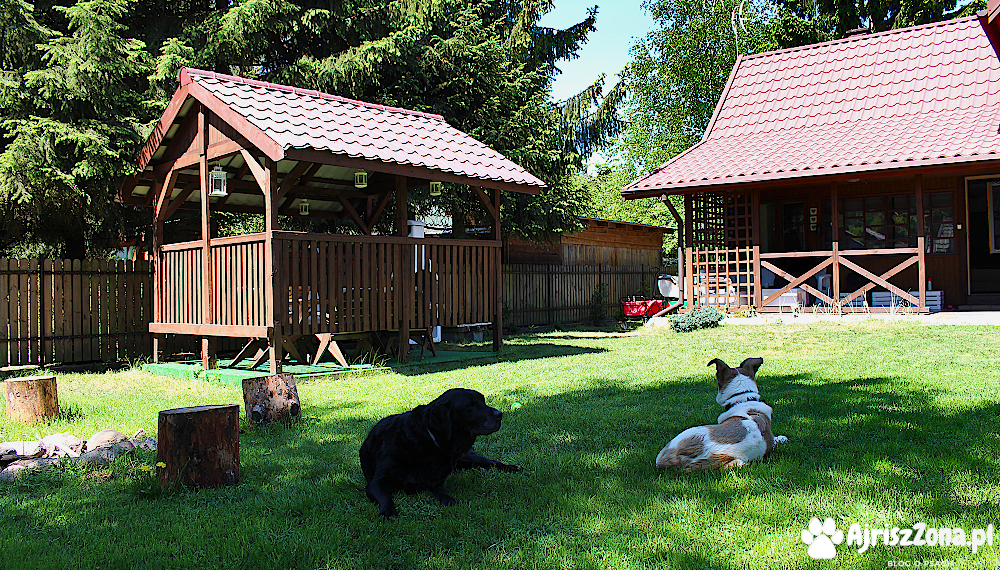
589,283 -> 609,325
668,307 -> 725,332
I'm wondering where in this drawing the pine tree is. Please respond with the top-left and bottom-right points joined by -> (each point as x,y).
0,0 -> 154,258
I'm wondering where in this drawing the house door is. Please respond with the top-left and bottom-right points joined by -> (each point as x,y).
966,178 -> 1000,294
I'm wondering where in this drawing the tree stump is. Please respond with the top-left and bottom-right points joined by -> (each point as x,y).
242,374 -> 302,428
156,405 -> 240,489
5,376 -> 58,423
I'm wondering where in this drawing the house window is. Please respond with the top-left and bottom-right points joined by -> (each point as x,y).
924,192 -> 955,254
821,192 -> 953,253
990,182 -> 1000,253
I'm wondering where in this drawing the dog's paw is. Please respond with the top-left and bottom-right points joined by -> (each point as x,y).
379,504 -> 399,519
498,462 -> 522,473
774,435 -> 789,444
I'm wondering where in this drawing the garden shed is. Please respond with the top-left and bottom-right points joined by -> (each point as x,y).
502,217 -> 672,265
623,16 -> 1000,313
120,68 -> 545,372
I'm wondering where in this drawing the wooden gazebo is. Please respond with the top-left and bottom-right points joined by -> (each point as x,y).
120,68 -> 545,372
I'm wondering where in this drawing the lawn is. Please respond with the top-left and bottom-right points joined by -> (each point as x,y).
2,322 -> 999,570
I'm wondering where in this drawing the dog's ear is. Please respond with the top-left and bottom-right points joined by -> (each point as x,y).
738,357 -> 764,378
708,358 -> 737,391
427,399 -> 453,441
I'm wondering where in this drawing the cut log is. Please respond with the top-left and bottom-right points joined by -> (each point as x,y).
242,374 -> 302,428
156,405 -> 240,489
5,376 -> 58,423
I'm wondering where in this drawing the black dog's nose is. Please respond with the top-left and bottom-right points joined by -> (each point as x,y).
492,408 -> 502,420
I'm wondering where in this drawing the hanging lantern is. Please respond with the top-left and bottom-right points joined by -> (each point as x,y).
299,199 -> 309,216
429,181 -> 442,196
209,166 -> 228,197
354,170 -> 368,189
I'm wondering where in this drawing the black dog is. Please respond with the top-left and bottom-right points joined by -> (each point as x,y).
359,388 -> 520,518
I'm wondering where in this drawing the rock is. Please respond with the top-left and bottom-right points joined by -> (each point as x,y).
134,437 -> 157,452
42,433 -> 83,457
0,441 -> 45,458
84,430 -> 128,452
0,458 -> 59,482
76,443 -> 133,466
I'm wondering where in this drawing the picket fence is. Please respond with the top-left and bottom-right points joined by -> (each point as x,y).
1,259 -> 663,367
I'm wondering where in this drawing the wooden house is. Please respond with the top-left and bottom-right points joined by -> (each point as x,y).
622,16 -> 1000,313
120,68 -> 544,372
503,217 -> 672,266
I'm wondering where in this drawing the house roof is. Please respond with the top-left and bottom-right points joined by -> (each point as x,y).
622,16 -> 1000,198
132,68 -> 545,197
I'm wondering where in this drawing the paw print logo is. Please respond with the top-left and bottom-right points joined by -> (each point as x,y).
801,517 -> 844,559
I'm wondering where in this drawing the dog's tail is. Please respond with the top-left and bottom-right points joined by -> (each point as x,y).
655,445 -> 683,469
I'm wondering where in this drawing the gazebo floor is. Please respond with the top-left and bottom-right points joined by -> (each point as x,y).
143,350 -> 498,387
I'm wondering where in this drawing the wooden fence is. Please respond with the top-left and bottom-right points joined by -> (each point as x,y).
503,264 -> 664,326
2,258 -> 664,367
0,259 -> 152,367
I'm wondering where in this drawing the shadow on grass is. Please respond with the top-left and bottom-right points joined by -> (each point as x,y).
393,342 -> 607,376
2,369 -> 998,569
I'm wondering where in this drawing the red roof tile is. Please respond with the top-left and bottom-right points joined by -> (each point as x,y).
178,68 -> 545,189
622,17 -> 1000,197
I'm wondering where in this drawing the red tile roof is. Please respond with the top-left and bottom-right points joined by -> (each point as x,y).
176,68 -> 545,190
622,16 -> 1000,198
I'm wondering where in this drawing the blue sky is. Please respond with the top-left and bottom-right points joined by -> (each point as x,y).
539,1 -> 656,102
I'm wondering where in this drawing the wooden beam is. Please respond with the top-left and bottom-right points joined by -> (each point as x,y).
338,197 -> 369,234
155,169 -> 180,222
241,149 -> 267,194
396,175 -> 408,236
286,148 -> 542,195
758,257 -> 833,307
186,80 -> 284,162
915,174 -> 926,310
199,106 -> 216,371
838,256 -> 919,306
137,83 -> 191,170
149,323 -> 270,337
473,186 -> 498,222
276,161 -> 313,201
365,190 -> 394,233
264,157 -> 282,374
161,182 -> 199,222
838,255 -> 919,306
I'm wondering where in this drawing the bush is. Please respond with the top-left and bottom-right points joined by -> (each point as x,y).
589,283 -> 609,325
668,307 -> 725,332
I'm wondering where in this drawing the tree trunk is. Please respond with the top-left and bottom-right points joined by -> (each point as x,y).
5,376 -> 58,423
242,374 -> 302,428
156,405 -> 240,489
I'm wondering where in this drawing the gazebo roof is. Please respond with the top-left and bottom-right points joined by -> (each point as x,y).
125,68 -> 544,210
622,16 -> 1000,198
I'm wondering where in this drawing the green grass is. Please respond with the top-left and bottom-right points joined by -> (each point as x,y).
2,322 -> 999,569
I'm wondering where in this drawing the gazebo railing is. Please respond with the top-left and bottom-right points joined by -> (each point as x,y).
275,232 -> 499,335
154,232 -> 500,336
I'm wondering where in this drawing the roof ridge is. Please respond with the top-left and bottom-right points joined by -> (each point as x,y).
741,15 -> 979,62
179,67 -> 447,122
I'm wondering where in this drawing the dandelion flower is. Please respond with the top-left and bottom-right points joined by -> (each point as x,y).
156,462 -> 166,468
139,465 -> 152,471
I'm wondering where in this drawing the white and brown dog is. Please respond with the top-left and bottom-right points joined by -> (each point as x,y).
656,357 -> 787,470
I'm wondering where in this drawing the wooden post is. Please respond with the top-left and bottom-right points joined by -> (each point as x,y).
664,195 -> 684,306
156,405 -> 240,489
396,175 -> 410,364
152,178 -> 164,363
5,376 -> 58,423
915,174 -> 927,312
831,183 -> 841,311
264,157 -> 283,374
198,106 -> 216,370
492,187 -> 503,352
242,373 -> 302,428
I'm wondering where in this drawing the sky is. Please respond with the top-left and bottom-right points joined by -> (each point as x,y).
538,1 -> 657,102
